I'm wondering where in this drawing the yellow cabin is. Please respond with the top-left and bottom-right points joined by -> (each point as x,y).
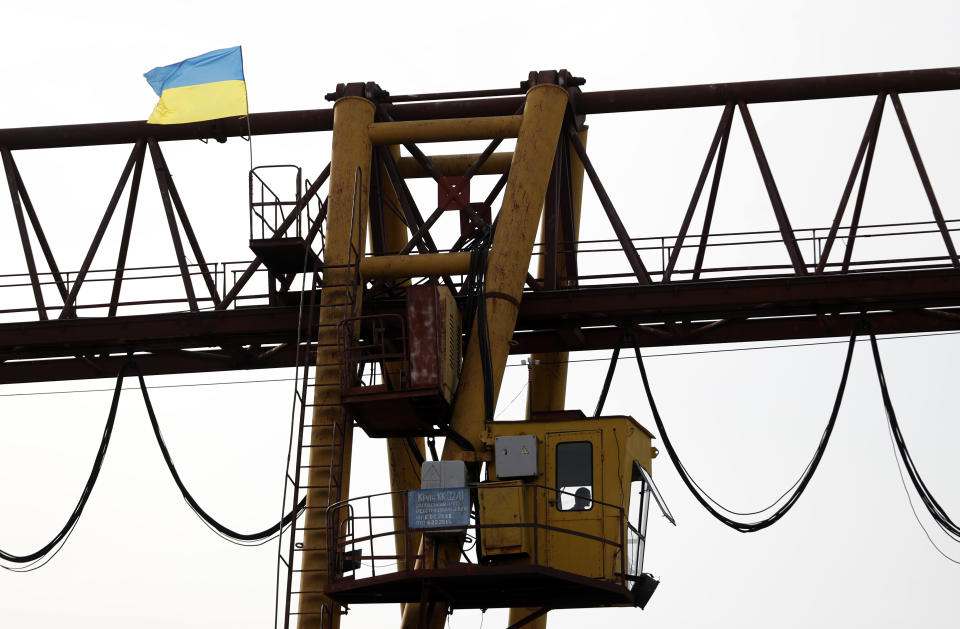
477,411 -> 671,607
324,410 -> 672,611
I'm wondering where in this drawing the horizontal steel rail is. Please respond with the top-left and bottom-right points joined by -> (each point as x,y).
1,67 -> 958,149
2,267 -> 960,384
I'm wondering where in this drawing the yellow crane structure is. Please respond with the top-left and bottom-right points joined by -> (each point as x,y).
292,73 -> 667,629
3,64 -> 960,629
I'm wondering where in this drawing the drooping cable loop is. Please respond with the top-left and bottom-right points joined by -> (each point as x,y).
865,324 -> 960,546
1,361 -> 306,569
0,363 -> 128,569
129,362 -> 306,544
630,321 -> 864,532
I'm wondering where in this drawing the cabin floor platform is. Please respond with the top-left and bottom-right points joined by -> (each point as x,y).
324,564 -> 634,609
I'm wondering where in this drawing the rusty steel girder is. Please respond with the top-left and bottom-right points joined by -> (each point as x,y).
1,267 -> 959,384
2,67 -> 960,149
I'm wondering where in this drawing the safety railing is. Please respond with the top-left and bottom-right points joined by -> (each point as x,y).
338,314 -> 409,395
534,216 -> 960,286
0,217 -> 958,323
323,483 -> 632,588
249,165 -> 303,239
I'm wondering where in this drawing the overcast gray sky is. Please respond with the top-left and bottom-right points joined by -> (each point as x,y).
2,1 -> 960,627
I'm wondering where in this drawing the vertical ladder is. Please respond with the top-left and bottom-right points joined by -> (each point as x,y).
276,171 -> 365,629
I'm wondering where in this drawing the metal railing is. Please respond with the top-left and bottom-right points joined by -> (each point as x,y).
0,217 -> 957,323
323,483 -> 632,588
338,314 -> 409,394
250,165 -> 303,240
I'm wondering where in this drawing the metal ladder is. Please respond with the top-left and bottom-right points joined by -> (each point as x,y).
275,171 -> 364,629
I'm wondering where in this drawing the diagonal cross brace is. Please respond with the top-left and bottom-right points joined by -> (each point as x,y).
567,123 -> 652,284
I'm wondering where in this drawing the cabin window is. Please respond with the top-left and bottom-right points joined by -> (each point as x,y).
556,441 -> 593,511
626,478 -> 651,577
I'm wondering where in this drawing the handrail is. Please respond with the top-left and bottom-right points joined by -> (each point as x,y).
0,217 -> 958,321
324,483 -> 631,587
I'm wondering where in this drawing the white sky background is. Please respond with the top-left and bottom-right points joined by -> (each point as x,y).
1,1 -> 960,627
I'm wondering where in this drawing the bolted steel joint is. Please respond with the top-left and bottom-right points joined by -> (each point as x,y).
325,81 -> 390,102
520,69 -> 586,91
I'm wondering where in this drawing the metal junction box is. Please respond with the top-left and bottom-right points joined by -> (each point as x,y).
494,434 -> 538,479
421,460 -> 467,489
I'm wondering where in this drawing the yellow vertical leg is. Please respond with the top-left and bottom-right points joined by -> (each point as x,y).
526,126 -> 589,415
397,81 -> 570,629
441,82 -> 570,452
297,95 -> 375,629
512,127 -> 589,629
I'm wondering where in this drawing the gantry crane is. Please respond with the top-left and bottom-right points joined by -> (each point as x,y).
2,66 -> 960,629
283,72 -> 672,629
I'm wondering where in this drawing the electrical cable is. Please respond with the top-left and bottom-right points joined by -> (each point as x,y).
594,342 -> 622,417
886,418 -> 960,564
1,359 -> 307,569
129,362 -> 306,544
459,224 -> 496,422
495,381 -> 528,419
0,364 -> 127,569
865,324 -> 960,555
630,322 -> 864,532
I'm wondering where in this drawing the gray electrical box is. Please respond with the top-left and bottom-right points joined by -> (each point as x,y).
421,460 -> 467,489
495,434 -> 538,479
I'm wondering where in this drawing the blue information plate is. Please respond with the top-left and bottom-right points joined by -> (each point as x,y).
408,488 -> 471,530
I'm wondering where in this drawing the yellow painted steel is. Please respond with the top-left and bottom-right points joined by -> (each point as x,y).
397,151 -> 512,178
484,416 -> 656,581
297,95 -> 375,629
511,129 -> 588,629
526,127 -> 589,417
441,84 -> 570,455
359,251 -> 471,279
368,115 -> 523,145
402,82 -> 570,629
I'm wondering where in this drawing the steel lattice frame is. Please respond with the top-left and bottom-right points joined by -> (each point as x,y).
1,66 -> 960,385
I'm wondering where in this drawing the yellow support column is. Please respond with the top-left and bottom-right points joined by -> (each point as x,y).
297,94 -> 375,629
511,126 -> 588,629
442,82 -> 570,452
526,126 -> 589,415
398,80 -> 569,629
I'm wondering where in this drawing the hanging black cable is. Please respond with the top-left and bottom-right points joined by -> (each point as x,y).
0,364 -> 129,567
1,360 -> 307,568
594,343 -> 622,417
129,363 -> 305,543
631,322 -> 863,532
406,437 -> 426,467
426,435 -> 440,462
459,224 -> 496,422
866,324 -> 960,540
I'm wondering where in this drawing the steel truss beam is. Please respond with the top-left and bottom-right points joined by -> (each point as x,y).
2,267 -> 959,384
2,67 -> 960,149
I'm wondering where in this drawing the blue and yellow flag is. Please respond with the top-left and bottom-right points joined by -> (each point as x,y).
144,46 -> 247,125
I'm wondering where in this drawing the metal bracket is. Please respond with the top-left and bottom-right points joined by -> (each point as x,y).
325,81 -> 390,102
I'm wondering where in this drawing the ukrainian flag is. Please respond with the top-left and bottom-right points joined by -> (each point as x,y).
145,47 -> 247,125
